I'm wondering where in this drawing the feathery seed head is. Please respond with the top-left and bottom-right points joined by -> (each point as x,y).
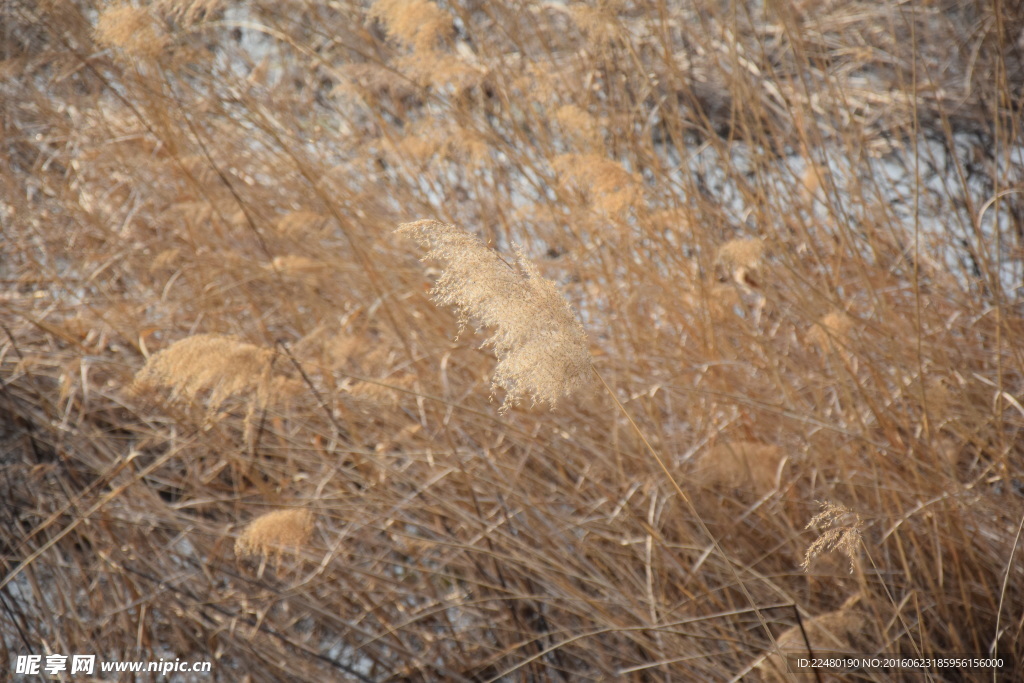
553,154 -> 642,215
715,238 -> 765,289
95,4 -> 168,60
802,500 -> 864,574
715,238 -> 765,271
370,0 -> 451,54
398,220 -> 592,412
154,0 -> 223,26
808,310 -> 855,356
132,334 -> 275,410
235,509 -> 314,560
553,105 -> 604,150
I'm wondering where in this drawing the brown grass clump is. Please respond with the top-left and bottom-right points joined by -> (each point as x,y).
695,440 -> 785,495
398,219 -> 593,412
757,594 -> 871,680
235,509 -> 315,560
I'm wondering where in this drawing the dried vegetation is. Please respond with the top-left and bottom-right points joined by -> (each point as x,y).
2,0 -> 1023,680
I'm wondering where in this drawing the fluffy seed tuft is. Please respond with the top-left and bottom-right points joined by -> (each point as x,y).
132,333 -> 276,411
369,0 -> 451,54
94,4 -> 168,60
398,220 -> 593,412
235,509 -> 315,560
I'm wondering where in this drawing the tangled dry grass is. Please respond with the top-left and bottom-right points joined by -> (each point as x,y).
3,0 -> 1024,681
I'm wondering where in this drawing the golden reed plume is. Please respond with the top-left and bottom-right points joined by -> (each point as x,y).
398,219 -> 593,412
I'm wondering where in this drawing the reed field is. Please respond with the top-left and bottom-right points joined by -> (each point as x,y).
3,1 -> 1024,680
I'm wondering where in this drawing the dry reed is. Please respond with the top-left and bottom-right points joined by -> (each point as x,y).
132,333 -> 276,412
802,501 -> 866,574
235,509 -> 315,560
398,219 -> 593,412
94,4 -> 168,60
3,1 -> 1023,680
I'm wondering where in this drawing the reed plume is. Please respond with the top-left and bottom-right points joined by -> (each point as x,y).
715,237 -> 765,290
132,333 -> 276,411
809,310 -> 855,359
398,219 -> 592,412
94,4 -> 168,60
553,154 -> 642,215
235,509 -> 315,560
802,501 -> 865,574
369,0 -> 451,54
130,333 -> 284,448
